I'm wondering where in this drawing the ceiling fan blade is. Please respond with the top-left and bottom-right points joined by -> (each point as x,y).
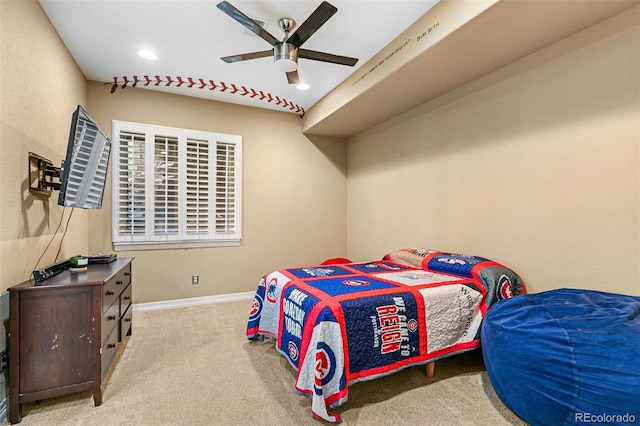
287,1 -> 337,48
298,49 -> 358,66
217,1 -> 278,46
221,50 -> 273,63
286,70 -> 300,85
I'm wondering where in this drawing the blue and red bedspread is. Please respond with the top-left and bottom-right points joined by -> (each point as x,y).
246,248 -> 524,422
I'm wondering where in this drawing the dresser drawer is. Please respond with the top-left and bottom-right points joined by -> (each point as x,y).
102,263 -> 131,312
121,283 -> 132,315
101,328 -> 119,379
101,302 -> 119,346
121,303 -> 133,338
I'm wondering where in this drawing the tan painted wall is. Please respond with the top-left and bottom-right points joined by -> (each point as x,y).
87,83 -> 347,303
346,6 -> 640,296
0,0 -> 89,293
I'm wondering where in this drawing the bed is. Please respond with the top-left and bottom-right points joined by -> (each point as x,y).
246,248 -> 524,422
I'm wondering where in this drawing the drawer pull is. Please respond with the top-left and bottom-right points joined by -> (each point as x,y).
124,272 -> 131,276
124,296 -> 131,301
124,318 -> 131,322
116,280 -> 123,285
108,315 -> 116,320
106,290 -> 115,296
107,343 -> 116,349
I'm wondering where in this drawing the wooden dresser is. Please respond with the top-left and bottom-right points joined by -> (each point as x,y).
8,257 -> 134,424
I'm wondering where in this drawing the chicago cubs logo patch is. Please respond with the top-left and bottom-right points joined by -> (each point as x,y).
288,341 -> 299,362
408,318 -> 418,332
314,342 -> 337,394
249,294 -> 263,321
343,279 -> 370,287
497,274 -> 513,299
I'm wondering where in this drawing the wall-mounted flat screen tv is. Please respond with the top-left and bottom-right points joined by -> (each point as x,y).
58,105 -> 112,209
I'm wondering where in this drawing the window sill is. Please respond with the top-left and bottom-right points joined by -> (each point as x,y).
113,239 -> 240,251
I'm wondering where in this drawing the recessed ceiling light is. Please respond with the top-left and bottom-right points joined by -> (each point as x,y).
296,83 -> 310,91
138,49 -> 157,60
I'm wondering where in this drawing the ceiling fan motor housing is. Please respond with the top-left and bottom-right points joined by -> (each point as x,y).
274,43 -> 299,72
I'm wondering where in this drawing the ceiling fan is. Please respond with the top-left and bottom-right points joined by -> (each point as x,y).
216,1 -> 358,85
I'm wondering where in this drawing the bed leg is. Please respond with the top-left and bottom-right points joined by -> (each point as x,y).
426,362 -> 435,378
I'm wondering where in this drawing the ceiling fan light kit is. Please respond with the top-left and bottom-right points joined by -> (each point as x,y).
217,1 -> 358,84
274,43 -> 298,72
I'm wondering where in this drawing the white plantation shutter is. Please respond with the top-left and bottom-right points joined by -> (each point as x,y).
116,131 -> 146,237
215,142 -> 237,235
186,138 -> 210,236
154,135 -> 179,238
112,121 -> 241,250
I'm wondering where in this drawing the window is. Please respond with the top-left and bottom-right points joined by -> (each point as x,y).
111,121 -> 241,250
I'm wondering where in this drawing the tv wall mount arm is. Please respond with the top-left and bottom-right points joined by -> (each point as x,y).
28,152 -> 61,196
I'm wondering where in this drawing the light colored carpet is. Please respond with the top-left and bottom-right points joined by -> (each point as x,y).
9,299 -> 526,425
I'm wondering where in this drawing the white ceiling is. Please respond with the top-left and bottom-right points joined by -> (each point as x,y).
39,0 -> 439,115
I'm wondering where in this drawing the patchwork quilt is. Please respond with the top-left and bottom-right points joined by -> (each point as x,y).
246,248 -> 524,422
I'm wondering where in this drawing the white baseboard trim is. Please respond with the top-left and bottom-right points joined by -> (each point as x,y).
132,291 -> 254,312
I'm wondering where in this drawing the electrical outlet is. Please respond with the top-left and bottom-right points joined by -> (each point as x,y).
192,274 -> 199,285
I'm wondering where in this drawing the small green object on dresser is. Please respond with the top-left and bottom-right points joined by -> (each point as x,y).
69,256 -> 88,267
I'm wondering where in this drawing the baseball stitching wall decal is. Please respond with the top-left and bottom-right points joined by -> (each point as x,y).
108,75 -> 305,116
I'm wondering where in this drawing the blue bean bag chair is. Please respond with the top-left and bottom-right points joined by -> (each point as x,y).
481,288 -> 640,426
